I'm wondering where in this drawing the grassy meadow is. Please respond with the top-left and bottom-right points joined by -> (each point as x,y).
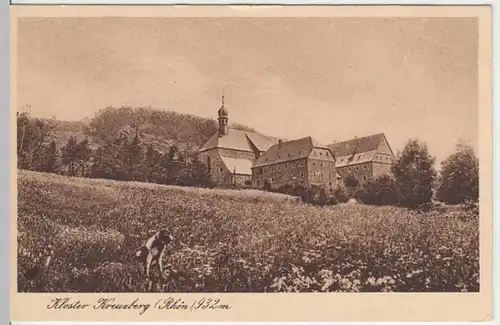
17,170 -> 479,292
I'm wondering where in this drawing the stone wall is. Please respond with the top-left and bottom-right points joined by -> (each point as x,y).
337,162 -> 373,182
198,148 -> 255,186
252,158 -> 309,189
198,149 -> 232,185
307,158 -> 336,188
372,161 -> 393,177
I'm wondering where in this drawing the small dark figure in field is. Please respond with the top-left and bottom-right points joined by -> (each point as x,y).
134,229 -> 174,279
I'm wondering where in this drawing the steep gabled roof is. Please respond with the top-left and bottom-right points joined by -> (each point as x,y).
220,156 -> 254,175
252,136 -> 332,168
328,133 -> 385,158
245,132 -> 280,152
328,133 -> 395,167
198,128 -> 278,153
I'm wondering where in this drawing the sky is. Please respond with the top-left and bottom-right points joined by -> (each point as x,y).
17,17 -> 478,166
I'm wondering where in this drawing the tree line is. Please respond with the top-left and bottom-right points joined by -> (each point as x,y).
16,112 -> 214,188
17,108 -> 479,210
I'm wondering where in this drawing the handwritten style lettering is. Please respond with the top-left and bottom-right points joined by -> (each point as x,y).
93,298 -> 151,315
46,297 -> 90,310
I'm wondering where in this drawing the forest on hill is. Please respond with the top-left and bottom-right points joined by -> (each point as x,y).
40,106 -> 258,153
17,106 -> 259,186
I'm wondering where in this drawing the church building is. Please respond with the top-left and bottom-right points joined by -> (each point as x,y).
197,97 -> 279,186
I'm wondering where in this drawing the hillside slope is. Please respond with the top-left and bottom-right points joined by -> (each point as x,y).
17,170 -> 479,293
41,106 -> 260,153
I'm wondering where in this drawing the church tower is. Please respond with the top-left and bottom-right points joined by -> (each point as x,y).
218,95 -> 229,136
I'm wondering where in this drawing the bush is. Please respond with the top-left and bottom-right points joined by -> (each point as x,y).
356,175 -> 400,206
333,183 -> 350,203
343,174 -> 361,197
301,185 -> 331,207
275,183 -> 296,196
436,143 -> 479,205
391,139 -> 437,210
272,183 -> 333,207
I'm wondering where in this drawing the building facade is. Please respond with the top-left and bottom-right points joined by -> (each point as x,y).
197,97 -> 279,186
198,99 -> 395,188
251,137 -> 339,190
327,133 -> 396,183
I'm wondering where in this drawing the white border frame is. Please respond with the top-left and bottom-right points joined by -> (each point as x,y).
5,1 -> 498,325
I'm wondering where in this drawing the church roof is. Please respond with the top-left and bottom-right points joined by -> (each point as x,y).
198,128 -> 278,153
252,136 -> 333,168
245,132 -> 280,152
220,156 -> 254,175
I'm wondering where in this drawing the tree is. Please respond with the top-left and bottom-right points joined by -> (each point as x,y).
391,139 -> 437,209
90,142 -> 118,180
164,145 -> 180,185
343,174 -> 360,197
124,132 -> 143,181
356,174 -> 400,206
77,138 -> 91,177
177,156 -> 214,187
42,141 -> 59,173
30,140 -> 59,173
333,183 -> 350,203
436,143 -> 479,204
61,136 -> 80,176
143,144 -> 163,183
17,112 -> 55,170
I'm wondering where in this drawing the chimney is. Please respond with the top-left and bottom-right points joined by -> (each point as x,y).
278,139 -> 283,146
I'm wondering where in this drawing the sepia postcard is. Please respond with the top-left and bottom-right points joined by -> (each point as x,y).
10,4 -> 493,323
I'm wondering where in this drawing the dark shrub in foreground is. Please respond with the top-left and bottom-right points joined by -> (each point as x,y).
356,175 -> 400,206
436,144 -> 479,205
391,139 -> 437,209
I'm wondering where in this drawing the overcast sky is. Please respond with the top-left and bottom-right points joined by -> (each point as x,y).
17,17 -> 478,166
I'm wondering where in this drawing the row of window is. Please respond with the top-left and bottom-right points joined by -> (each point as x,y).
312,161 -> 335,168
257,160 -> 335,174
375,155 -> 394,162
336,154 -> 394,165
258,160 -> 305,173
262,171 -> 336,183
312,171 -> 335,180
268,172 -> 307,183
312,150 -> 332,158
339,165 -> 368,173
